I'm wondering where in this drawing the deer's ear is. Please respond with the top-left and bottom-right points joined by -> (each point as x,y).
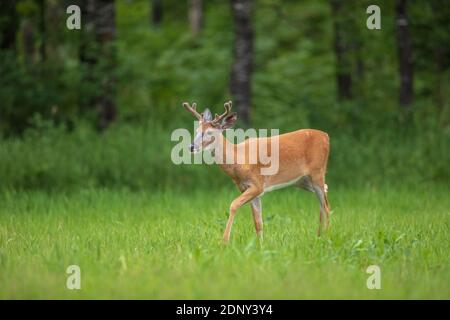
202,108 -> 212,121
221,112 -> 237,129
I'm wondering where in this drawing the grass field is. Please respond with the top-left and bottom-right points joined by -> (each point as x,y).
0,185 -> 448,299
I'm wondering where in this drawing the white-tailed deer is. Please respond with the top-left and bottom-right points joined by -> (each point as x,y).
183,101 -> 331,243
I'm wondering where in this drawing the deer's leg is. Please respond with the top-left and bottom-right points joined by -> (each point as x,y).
296,176 -> 315,192
314,186 -> 327,236
311,175 -> 330,236
223,186 -> 262,244
324,186 -> 331,226
251,197 -> 263,240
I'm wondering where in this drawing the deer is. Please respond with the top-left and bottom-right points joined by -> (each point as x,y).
182,101 -> 331,244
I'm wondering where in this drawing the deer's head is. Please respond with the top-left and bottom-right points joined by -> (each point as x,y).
183,101 -> 237,153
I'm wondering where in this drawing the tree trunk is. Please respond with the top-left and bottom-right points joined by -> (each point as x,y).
395,0 -> 413,109
230,0 -> 253,126
435,47 -> 446,113
352,3 -> 365,94
81,0 -> 117,130
151,0 -> 163,27
0,0 -> 18,51
22,21 -> 36,66
188,0 -> 202,36
330,0 -> 353,100
38,0 -> 46,61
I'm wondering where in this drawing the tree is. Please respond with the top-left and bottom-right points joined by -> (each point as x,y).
330,0 -> 353,100
230,0 -> 253,125
188,0 -> 202,36
151,0 -> 163,27
22,20 -> 36,66
0,0 -> 18,51
395,0 -> 413,109
81,0 -> 117,130
38,0 -> 46,61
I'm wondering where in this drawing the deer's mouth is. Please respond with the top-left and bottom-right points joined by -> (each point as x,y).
189,144 -> 200,153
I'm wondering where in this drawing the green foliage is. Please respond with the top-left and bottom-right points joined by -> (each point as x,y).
0,50 -> 87,134
0,117 -> 448,191
0,0 -> 449,190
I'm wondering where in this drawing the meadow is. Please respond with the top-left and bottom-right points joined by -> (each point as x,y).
0,184 -> 448,299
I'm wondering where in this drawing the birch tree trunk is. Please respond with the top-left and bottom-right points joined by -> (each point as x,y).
230,0 -> 253,125
188,0 -> 203,36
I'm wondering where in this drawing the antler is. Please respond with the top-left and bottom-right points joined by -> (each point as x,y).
182,102 -> 202,120
212,101 -> 232,125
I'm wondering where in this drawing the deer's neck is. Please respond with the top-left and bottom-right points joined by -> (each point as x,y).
214,133 -> 237,176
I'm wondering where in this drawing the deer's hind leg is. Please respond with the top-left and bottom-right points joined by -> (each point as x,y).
296,176 -> 315,193
251,197 -> 263,241
310,174 -> 330,236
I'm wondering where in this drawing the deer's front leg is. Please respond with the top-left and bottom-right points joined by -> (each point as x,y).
223,186 -> 262,244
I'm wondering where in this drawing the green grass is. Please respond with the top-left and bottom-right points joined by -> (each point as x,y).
0,185 -> 448,299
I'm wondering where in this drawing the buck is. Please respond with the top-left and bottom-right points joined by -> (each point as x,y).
183,101 -> 331,243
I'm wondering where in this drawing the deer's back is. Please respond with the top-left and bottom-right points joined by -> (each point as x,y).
234,129 -> 330,190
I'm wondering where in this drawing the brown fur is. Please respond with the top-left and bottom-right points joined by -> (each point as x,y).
184,102 -> 331,243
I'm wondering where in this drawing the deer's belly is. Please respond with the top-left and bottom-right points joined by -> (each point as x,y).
263,176 -> 304,193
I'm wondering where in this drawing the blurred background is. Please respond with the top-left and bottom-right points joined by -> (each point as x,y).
0,0 -> 448,191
